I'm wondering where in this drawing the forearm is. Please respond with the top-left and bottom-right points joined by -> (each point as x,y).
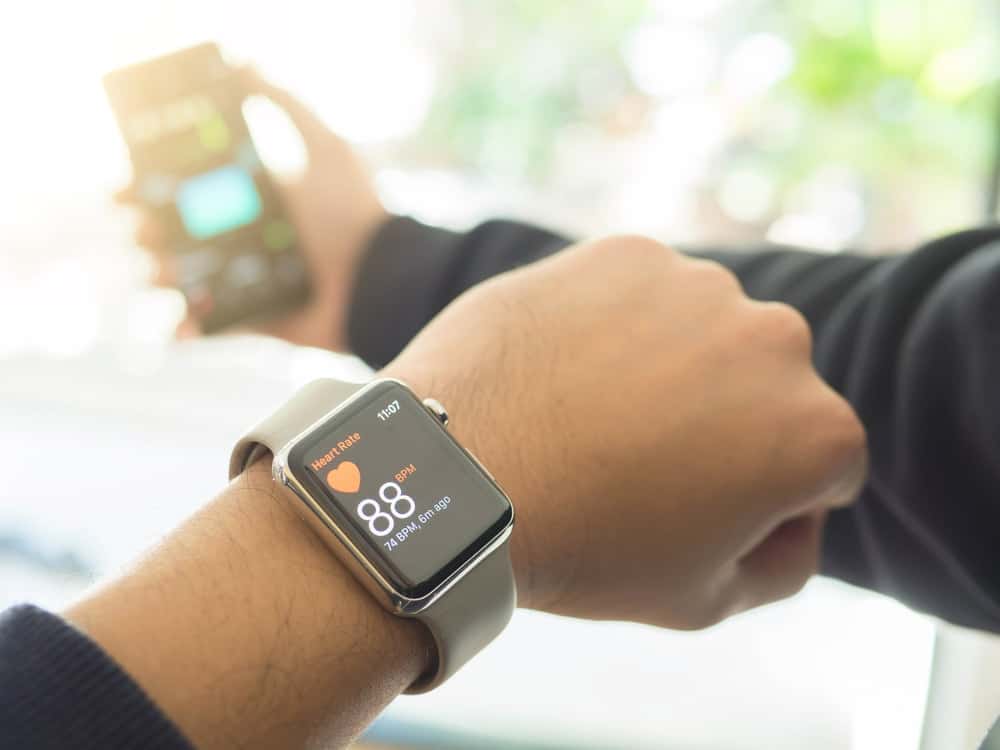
65,461 -> 431,750
62,352 -> 544,750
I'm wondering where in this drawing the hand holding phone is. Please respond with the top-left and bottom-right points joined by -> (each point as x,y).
106,45 -> 386,347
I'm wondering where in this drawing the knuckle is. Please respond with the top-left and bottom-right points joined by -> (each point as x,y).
820,395 -> 867,467
590,234 -> 677,265
758,302 -> 812,353
687,259 -> 743,295
776,381 -> 868,512
790,384 -> 868,498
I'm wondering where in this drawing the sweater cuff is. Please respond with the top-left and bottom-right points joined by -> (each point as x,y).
347,215 -> 465,369
0,604 -> 194,750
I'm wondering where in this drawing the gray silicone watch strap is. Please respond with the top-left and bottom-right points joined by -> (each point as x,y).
229,379 -> 362,479
407,539 -> 515,693
228,377 -> 516,693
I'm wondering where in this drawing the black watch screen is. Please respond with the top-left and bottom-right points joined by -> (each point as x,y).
288,380 -> 513,599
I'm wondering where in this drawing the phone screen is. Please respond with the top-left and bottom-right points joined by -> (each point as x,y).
103,43 -> 310,332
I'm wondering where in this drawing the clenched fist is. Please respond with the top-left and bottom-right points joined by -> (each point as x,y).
384,235 -> 867,629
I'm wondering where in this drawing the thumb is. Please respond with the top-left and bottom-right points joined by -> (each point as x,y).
237,66 -> 337,151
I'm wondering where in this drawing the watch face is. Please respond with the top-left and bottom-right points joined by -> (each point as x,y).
286,380 -> 513,600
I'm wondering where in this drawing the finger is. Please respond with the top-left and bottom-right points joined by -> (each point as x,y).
176,314 -> 202,340
147,249 -> 177,287
135,217 -> 167,252
790,380 -> 868,515
236,65 -> 339,149
808,450 -> 868,512
738,511 -> 825,610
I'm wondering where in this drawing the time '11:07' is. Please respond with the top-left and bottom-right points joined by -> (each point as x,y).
376,400 -> 400,421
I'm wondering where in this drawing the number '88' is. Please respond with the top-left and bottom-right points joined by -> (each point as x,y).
357,482 -> 415,536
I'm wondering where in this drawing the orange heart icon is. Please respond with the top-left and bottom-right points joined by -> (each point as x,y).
327,461 -> 361,493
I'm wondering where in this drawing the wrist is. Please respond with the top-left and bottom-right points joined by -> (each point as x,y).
378,361 -> 542,611
66,459 -> 431,749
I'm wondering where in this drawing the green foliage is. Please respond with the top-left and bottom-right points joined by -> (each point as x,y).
790,30 -> 886,106
418,1 -> 647,177
415,0 -> 999,237
781,0 -> 997,182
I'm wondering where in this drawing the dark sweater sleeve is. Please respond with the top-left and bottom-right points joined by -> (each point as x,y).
0,604 -> 194,750
348,216 -> 1000,633
348,216 -> 569,368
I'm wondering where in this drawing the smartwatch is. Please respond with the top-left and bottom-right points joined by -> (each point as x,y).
228,377 -> 516,692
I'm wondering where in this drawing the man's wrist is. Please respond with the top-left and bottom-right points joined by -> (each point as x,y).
378,362 -> 540,611
66,459 -> 432,749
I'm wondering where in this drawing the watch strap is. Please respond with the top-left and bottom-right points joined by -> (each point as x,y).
229,379 -> 362,479
407,540 -> 515,693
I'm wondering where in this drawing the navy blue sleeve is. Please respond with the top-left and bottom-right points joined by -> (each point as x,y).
348,216 -> 1000,633
0,604 -> 194,750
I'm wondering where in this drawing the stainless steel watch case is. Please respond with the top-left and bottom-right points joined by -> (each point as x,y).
270,378 -> 514,618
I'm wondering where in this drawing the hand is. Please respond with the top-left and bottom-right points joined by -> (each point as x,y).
384,235 -> 867,629
119,67 -> 386,349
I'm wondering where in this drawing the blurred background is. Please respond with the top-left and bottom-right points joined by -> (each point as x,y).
2,1 -> 1000,748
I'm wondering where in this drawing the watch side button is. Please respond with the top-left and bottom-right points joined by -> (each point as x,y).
422,398 -> 449,427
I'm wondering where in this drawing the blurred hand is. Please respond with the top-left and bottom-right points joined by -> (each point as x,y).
384,236 -> 868,629
119,67 -> 386,349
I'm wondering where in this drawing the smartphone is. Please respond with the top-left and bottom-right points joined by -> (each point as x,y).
103,42 -> 310,333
